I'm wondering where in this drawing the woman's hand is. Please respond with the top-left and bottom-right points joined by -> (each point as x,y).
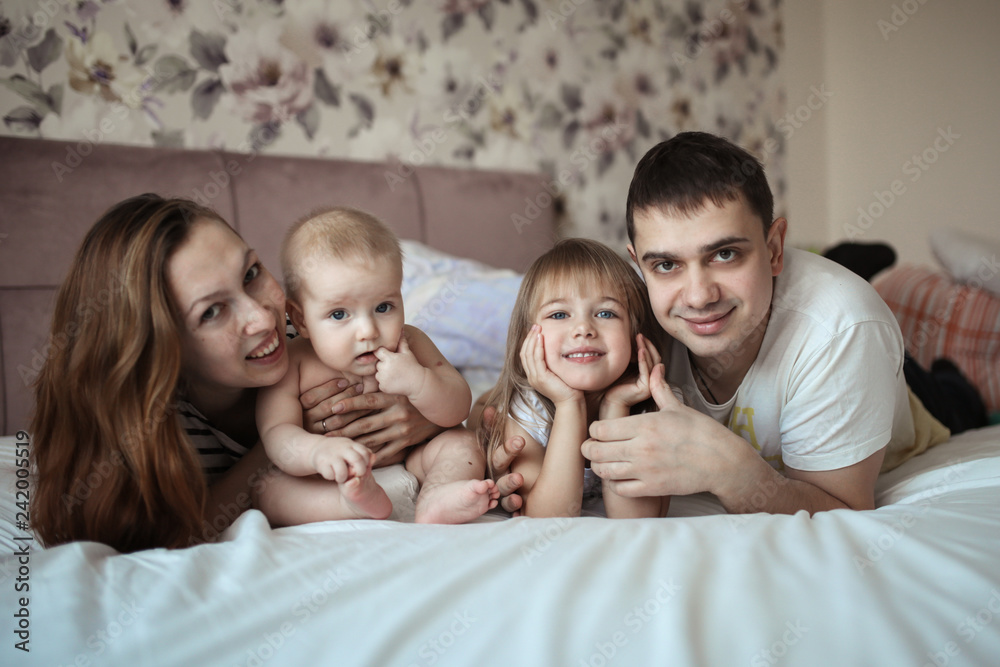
521,324 -> 582,405
300,380 -> 443,466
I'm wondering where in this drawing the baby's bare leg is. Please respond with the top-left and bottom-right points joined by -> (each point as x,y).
256,468 -> 392,527
405,427 -> 499,524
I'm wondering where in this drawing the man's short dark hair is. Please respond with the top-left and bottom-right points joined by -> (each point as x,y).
625,131 -> 775,243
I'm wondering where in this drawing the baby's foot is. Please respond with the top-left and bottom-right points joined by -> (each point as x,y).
341,473 -> 393,520
414,479 -> 499,524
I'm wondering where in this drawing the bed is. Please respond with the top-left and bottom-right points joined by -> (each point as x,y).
2,137 -> 999,666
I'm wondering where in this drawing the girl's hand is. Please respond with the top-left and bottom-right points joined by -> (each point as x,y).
603,334 -> 660,410
521,324 -> 582,405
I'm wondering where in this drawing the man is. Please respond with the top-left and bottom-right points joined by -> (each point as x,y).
491,131 -> 915,514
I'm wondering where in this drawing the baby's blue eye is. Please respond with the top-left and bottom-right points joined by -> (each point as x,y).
330,310 -> 346,320
375,303 -> 392,313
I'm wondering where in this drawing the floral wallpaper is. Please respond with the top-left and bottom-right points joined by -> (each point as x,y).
0,0 -> 785,245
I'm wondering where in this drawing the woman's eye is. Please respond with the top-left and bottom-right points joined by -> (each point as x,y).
244,263 -> 261,284
201,304 -> 223,322
330,310 -> 346,321
375,303 -> 392,314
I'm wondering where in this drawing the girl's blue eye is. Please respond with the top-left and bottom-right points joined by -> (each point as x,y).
201,304 -> 223,322
597,310 -> 616,319
244,263 -> 261,284
549,311 -> 567,320
330,310 -> 346,320
376,303 -> 392,313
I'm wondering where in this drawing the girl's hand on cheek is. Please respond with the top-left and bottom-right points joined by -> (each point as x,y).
521,324 -> 581,405
604,336 -> 654,409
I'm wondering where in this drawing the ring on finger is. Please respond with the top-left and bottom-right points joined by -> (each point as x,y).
321,418 -> 328,432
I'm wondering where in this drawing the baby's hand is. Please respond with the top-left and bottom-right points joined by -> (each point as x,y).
521,324 -> 581,405
603,335 -> 660,409
373,334 -> 427,398
310,436 -> 374,482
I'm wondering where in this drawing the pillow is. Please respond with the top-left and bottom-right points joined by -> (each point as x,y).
400,240 -> 523,372
929,229 -> 1000,297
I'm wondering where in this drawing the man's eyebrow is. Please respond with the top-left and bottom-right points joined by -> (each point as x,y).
640,236 -> 751,263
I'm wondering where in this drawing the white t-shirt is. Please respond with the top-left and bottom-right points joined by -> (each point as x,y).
666,248 -> 914,472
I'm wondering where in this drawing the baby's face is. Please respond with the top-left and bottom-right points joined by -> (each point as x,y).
294,253 -> 404,375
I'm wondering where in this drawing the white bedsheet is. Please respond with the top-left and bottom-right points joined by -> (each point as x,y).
2,426 -> 999,666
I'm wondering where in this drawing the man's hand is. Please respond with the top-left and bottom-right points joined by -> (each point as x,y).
583,364 -> 740,498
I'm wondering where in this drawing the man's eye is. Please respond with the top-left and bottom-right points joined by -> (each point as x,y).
716,249 -> 736,262
244,263 -> 261,284
201,304 -> 223,322
330,310 -> 347,320
654,261 -> 675,273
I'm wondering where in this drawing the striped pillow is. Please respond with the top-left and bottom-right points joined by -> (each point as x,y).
874,265 -> 1000,413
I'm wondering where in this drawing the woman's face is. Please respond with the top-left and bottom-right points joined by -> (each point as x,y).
167,219 -> 288,399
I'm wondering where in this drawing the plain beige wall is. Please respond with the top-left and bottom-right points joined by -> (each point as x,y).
784,0 -> 1000,267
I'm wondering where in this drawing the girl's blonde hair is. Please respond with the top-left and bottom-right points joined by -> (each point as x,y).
30,194 -> 230,552
479,238 -> 661,479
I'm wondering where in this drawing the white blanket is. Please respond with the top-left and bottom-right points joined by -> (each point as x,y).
2,426 -> 1000,666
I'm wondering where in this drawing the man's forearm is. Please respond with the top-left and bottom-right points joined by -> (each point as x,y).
714,447 -> 877,515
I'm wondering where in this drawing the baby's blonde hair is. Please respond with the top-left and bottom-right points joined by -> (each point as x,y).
479,238 -> 662,479
281,206 -> 402,300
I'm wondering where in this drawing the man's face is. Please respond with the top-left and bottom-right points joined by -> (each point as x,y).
628,197 -> 786,378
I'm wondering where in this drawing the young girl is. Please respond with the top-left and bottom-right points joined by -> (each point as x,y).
479,238 -> 672,519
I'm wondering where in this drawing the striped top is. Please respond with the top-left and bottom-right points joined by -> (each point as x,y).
178,400 -> 249,483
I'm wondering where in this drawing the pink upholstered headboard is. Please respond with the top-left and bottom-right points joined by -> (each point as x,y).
0,136 -> 557,434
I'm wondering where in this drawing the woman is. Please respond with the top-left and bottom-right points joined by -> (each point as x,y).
30,194 -> 441,553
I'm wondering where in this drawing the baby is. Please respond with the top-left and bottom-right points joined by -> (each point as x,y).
256,207 -> 498,525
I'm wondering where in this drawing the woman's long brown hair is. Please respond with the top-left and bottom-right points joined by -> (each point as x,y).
479,238 -> 662,480
30,194 -> 228,552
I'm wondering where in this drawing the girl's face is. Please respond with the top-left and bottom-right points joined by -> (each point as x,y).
167,219 -> 289,399
532,277 -> 633,393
